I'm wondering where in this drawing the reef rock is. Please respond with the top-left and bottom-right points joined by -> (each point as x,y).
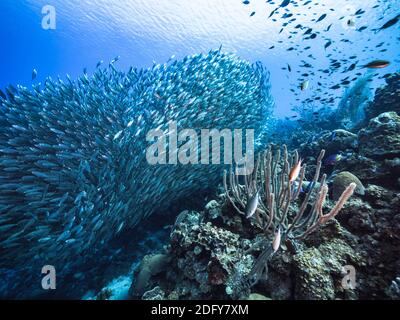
247,293 -> 271,300
364,72 -> 400,120
293,239 -> 361,300
129,253 -> 170,298
142,286 -> 166,300
358,112 -> 400,159
331,171 -> 365,201
299,129 -> 358,158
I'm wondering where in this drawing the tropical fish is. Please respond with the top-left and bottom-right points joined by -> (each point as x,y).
272,226 -> 281,252
0,50 -> 274,297
324,41 -> 332,50
0,89 -> 6,100
376,14 -> 400,32
245,191 -> 259,218
347,19 -> 355,27
324,154 -> 342,166
280,0 -> 290,8
316,14 -> 327,22
300,80 -> 309,91
32,69 -> 37,80
289,159 -> 302,182
362,60 -> 390,69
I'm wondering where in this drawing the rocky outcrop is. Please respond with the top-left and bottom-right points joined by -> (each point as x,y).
332,171 -> 365,200
299,129 -> 358,158
364,72 -> 400,120
358,112 -> 400,159
298,112 -> 400,189
126,114 -> 400,300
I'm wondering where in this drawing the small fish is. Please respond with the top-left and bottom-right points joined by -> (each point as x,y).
245,191 -> 259,218
272,226 -> 281,252
287,64 -> 292,72
280,0 -> 290,8
347,19 -> 355,27
268,8 -> 277,19
324,41 -> 332,50
0,89 -> 6,100
303,180 -> 316,193
376,14 -> 400,32
250,11 -> 256,17
324,154 -> 342,166
346,63 -> 357,72
300,80 -> 309,91
96,60 -> 103,68
316,14 -> 327,22
362,60 -> 390,69
291,181 -> 304,197
289,159 -> 302,182
110,56 -> 120,64
113,130 -> 123,140
32,69 -> 37,80
242,0 -> 250,4
355,9 -> 365,15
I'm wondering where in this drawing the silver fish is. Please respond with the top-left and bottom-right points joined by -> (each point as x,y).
245,191 -> 259,218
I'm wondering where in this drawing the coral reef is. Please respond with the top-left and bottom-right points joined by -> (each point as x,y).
358,112 -> 400,159
127,105 -> 400,300
364,72 -> 400,121
128,146 -> 361,300
332,171 -> 365,200
222,145 -> 356,289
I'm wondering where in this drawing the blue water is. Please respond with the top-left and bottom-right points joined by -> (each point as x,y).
1,0 -> 399,117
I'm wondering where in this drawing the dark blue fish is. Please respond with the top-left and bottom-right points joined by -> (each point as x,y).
376,14 -> 400,31
316,14 -> 327,22
0,89 -> 6,100
268,8 -> 278,18
304,181 -> 315,193
324,154 -> 342,166
280,0 -> 290,7
324,41 -> 332,49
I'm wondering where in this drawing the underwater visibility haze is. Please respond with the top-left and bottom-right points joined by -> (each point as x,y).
0,0 -> 399,300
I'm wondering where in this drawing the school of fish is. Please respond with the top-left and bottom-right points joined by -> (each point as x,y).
0,50 -> 274,275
